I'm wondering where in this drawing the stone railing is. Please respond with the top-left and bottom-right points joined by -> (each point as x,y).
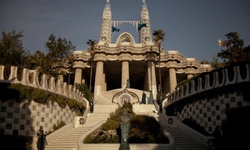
165,64 -> 250,105
0,65 -> 90,149
162,63 -> 250,135
0,65 -> 88,106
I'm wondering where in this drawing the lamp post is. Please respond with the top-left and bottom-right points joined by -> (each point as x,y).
87,39 -> 97,92
158,43 -> 162,96
89,52 -> 94,92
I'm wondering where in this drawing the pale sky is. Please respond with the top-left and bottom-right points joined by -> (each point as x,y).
1,0 -> 249,62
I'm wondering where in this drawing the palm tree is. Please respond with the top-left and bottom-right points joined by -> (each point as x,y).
24,50 -> 46,73
86,39 -> 97,92
152,29 -> 165,96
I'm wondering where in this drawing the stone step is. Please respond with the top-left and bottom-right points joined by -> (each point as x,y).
45,105 -> 116,150
45,105 -> 210,150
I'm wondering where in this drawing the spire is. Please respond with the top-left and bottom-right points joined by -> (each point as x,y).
105,0 -> 110,8
142,0 -> 147,8
139,0 -> 152,43
99,0 -> 112,44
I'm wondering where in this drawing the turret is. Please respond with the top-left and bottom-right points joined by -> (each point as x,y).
99,0 -> 112,44
139,0 -> 152,44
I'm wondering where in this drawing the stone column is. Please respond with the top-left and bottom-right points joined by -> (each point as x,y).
102,72 -> 107,92
122,61 -> 129,88
74,68 -> 82,85
147,61 -> 157,100
94,61 -> 104,97
169,68 -> 177,92
187,74 -> 193,79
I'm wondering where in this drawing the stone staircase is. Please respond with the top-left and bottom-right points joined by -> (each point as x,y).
164,125 -> 210,150
156,113 -> 211,150
45,105 -> 118,150
45,104 -> 211,150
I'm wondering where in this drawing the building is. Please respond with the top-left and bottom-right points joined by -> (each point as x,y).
72,0 -> 212,104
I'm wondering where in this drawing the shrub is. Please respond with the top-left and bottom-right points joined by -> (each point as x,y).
129,115 -> 169,143
84,103 -> 169,144
31,88 -> 49,103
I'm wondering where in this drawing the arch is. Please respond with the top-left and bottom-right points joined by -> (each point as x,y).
115,32 -> 136,46
119,93 -> 133,106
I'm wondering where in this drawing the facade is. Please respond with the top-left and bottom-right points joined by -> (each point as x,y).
73,0 -> 212,104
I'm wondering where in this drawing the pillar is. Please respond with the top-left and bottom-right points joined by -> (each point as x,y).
94,61 -> 104,97
74,68 -> 82,85
187,74 -> 193,79
122,61 -> 129,88
169,68 -> 177,92
147,61 -> 157,100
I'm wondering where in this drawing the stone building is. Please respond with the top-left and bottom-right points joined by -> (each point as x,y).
72,0 -> 212,104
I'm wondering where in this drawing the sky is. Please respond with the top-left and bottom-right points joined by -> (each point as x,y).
1,0 -> 250,62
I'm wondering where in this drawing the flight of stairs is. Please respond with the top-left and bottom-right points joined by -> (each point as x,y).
45,104 -> 211,150
157,113 -> 211,150
164,126 -> 210,150
45,105 -> 118,150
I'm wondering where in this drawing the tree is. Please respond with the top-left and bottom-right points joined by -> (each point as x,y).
0,30 -> 28,66
218,32 -> 249,65
152,29 -> 165,96
210,56 -> 226,69
86,39 -> 97,92
66,54 -> 75,84
45,34 -> 75,78
24,50 -> 47,73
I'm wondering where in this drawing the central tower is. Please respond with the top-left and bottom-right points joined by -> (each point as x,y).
99,0 -> 152,45
72,0 -> 212,104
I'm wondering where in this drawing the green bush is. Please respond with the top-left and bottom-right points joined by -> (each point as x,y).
0,83 -> 33,102
0,83 -> 85,115
75,83 -> 93,102
84,103 -> 169,144
129,115 -> 169,143
31,88 -> 49,103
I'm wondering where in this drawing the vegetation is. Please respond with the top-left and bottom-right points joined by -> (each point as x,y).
175,32 -> 250,88
0,31 -> 76,84
153,29 -> 165,96
84,103 -> 169,144
86,39 -> 97,92
75,83 -> 93,102
0,30 -> 28,67
218,32 -> 250,66
0,83 -> 85,115
0,30 -> 29,79
44,34 -> 75,78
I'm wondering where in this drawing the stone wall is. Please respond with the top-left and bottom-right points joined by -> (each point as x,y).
0,99 -> 75,136
163,64 -> 250,134
0,65 -> 90,148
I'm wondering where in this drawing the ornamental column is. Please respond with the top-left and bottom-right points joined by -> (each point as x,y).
187,74 -> 193,79
74,68 -> 82,85
169,68 -> 177,92
121,61 -> 129,88
147,61 -> 157,100
94,61 -> 104,98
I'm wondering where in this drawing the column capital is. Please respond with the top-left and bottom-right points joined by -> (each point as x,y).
73,61 -> 86,69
